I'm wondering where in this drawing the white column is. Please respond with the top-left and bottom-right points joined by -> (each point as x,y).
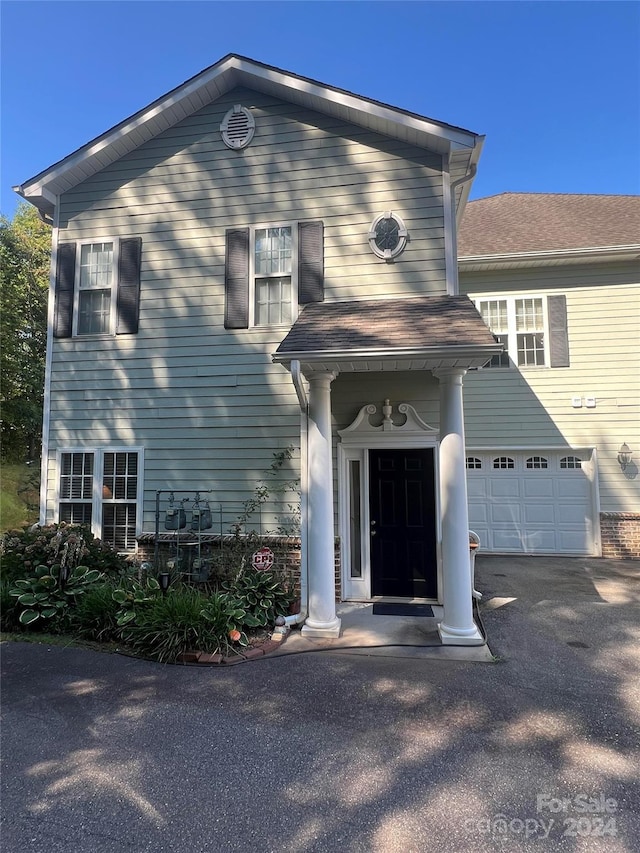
434,368 -> 484,645
301,370 -> 341,638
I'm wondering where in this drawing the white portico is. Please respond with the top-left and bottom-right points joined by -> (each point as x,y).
274,295 -> 502,645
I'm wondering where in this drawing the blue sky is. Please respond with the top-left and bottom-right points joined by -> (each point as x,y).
2,1 -> 639,217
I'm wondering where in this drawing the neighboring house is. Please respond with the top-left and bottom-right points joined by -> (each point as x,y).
458,194 -> 640,560
15,56 -> 639,646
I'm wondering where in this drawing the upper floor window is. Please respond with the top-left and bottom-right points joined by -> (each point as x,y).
224,221 -> 324,330
477,295 -> 569,369
54,237 -> 142,339
254,226 -> 293,326
77,242 -> 114,335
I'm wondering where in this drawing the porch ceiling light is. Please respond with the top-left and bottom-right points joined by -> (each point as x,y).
617,443 -> 632,470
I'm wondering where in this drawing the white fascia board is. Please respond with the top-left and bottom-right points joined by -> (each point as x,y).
273,344 -> 502,364
459,244 -> 640,269
16,54 -> 481,211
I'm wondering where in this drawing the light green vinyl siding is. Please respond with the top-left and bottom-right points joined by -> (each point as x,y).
460,262 -> 640,514
46,87 -> 447,533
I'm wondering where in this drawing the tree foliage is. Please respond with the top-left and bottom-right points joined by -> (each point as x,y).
0,203 -> 51,461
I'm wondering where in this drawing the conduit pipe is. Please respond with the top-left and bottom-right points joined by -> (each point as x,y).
284,359 -> 309,627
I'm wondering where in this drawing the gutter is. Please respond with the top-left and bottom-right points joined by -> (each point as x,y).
284,359 -> 308,628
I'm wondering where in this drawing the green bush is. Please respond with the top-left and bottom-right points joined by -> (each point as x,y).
70,581 -> 122,642
224,566 -> 294,629
119,587 -> 232,663
0,576 -> 19,631
1,523 -> 131,583
9,563 -> 104,629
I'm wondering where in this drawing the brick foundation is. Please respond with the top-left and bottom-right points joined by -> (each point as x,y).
600,513 -> 640,559
136,533 -> 343,598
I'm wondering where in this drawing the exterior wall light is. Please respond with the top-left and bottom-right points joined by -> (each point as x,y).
617,443 -> 632,471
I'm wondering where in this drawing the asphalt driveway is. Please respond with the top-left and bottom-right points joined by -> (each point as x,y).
1,555 -> 639,852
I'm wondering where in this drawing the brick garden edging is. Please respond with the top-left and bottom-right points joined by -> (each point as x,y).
176,633 -> 289,666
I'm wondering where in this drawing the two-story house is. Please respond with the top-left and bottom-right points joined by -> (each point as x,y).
15,56 -> 639,646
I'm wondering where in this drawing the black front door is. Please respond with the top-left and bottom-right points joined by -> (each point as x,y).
369,448 -> 437,598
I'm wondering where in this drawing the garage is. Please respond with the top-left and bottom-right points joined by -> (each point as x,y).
466,449 -> 599,555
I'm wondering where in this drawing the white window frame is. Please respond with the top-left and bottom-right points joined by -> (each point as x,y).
475,294 -> 551,368
249,222 -> 298,328
56,447 -> 144,552
72,237 -> 120,337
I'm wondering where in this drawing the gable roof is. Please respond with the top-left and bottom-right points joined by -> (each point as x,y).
273,295 -> 501,372
458,193 -> 640,262
15,54 -> 483,223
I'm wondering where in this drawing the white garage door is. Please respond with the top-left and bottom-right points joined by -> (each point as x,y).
466,450 -> 597,555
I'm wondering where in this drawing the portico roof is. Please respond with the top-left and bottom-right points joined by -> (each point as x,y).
273,295 -> 501,373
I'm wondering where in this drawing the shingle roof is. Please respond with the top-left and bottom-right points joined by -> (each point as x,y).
275,295 -> 497,355
458,193 -> 640,257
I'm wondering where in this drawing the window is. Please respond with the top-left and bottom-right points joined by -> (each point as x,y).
58,449 -> 142,552
466,457 -> 482,469
224,221 -> 324,329
493,457 -> 515,469
477,295 -> 569,369
526,456 -> 548,469
254,226 -> 293,325
54,237 -> 142,338
77,242 -> 114,334
561,456 -> 582,469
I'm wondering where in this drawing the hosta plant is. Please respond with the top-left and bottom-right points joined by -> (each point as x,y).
9,563 -> 103,628
223,566 -> 295,629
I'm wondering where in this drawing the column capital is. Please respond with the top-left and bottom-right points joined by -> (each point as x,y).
432,367 -> 467,384
306,369 -> 338,386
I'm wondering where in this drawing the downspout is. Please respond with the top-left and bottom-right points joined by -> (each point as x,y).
284,359 -> 309,627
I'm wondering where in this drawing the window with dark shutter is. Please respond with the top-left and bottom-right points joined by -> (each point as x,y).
548,294 -> 570,367
224,228 -> 250,329
298,221 -> 324,304
53,243 -> 76,338
116,238 -> 142,335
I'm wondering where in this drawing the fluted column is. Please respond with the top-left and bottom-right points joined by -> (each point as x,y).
434,367 -> 484,645
302,370 -> 341,638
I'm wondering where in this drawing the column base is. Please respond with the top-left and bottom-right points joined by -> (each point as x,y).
301,617 -> 342,639
438,621 -> 485,646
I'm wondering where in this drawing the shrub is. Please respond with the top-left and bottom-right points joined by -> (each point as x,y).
70,581 -> 122,642
0,576 -> 19,631
119,587 -> 231,663
9,564 -> 103,629
1,523 -> 130,583
224,566 -> 295,629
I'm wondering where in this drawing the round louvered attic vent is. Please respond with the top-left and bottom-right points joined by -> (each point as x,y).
220,105 -> 256,150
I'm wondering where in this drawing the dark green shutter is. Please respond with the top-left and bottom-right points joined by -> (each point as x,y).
298,221 -> 324,304
53,242 -> 76,338
116,238 -> 142,334
548,294 -> 569,367
224,228 -> 250,329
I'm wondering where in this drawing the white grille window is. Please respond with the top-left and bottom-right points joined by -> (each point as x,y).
77,242 -> 114,335
477,296 -> 548,368
493,457 -> 515,469
466,457 -> 482,469
526,456 -> 548,469
561,456 -> 582,469
254,226 -> 293,326
58,449 -> 141,552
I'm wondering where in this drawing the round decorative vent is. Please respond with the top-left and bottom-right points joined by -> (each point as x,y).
368,211 -> 408,260
220,104 -> 255,150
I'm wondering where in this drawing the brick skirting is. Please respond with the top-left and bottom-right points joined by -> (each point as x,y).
600,513 -> 640,559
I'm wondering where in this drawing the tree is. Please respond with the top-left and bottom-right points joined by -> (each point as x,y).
0,203 -> 51,461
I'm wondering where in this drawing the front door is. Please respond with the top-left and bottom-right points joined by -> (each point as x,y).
369,448 -> 437,598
